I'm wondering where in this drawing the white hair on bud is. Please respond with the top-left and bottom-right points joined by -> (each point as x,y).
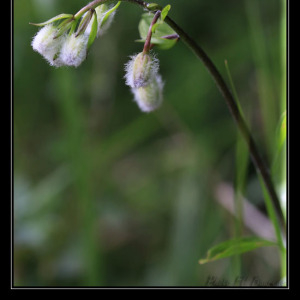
96,3 -> 118,36
124,52 -> 159,89
31,24 -> 65,67
85,3 -> 118,37
59,34 -> 89,67
124,54 -> 138,88
132,74 -> 164,112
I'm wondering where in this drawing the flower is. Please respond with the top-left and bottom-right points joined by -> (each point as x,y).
59,33 -> 89,67
131,74 -> 164,112
31,24 -> 65,67
96,3 -> 118,36
85,2 -> 121,37
125,51 -> 164,112
124,52 -> 159,88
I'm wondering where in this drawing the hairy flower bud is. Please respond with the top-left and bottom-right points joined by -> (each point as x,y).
132,75 -> 164,112
31,24 -> 65,67
59,33 -> 89,67
96,2 -> 119,36
85,2 -> 120,37
125,52 -> 159,88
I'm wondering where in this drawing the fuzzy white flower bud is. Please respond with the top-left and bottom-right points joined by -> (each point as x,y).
132,75 -> 164,112
85,2 -> 120,37
125,52 -> 159,88
59,34 -> 89,67
31,24 -> 65,67
96,4 -> 115,36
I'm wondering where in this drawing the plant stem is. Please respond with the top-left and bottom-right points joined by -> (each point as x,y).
143,10 -> 161,53
76,0 -> 285,230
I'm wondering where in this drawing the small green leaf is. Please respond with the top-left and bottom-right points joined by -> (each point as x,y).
161,5 -> 171,21
138,14 -> 151,39
87,12 -> 98,50
138,13 -> 178,50
156,38 -> 177,50
135,37 -> 177,50
147,3 -> 163,11
101,1 -> 121,28
54,18 -> 75,38
151,23 -> 159,33
30,14 -> 74,26
76,10 -> 93,37
199,237 -> 277,264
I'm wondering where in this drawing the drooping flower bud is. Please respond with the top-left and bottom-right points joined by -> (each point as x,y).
85,2 -> 121,37
59,33 -> 89,67
124,52 -> 159,88
31,24 -> 65,67
132,74 -> 164,112
96,2 -> 120,36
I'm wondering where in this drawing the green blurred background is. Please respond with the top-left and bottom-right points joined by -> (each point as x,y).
13,0 -> 286,287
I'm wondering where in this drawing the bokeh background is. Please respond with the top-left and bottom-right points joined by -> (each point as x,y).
14,0 -> 286,287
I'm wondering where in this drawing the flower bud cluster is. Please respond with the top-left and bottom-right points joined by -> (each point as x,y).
124,52 -> 164,112
31,3 -> 120,67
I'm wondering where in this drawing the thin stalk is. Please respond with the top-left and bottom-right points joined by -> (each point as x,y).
224,60 -> 248,236
143,10 -> 161,53
75,0 -> 285,231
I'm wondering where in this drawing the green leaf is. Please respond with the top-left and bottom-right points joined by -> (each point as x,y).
199,237 -> 277,264
54,18 -> 75,38
76,10 -> 93,37
270,111 -> 286,186
101,1 -> 121,28
138,14 -> 151,39
147,3 -> 163,11
29,14 -> 74,26
139,14 -> 175,38
277,111 -> 287,151
136,37 -> 177,50
138,13 -> 178,50
151,23 -> 159,34
161,5 -> 171,21
87,12 -> 98,50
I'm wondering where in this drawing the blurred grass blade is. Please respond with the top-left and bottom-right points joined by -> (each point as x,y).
199,237 -> 277,264
258,174 -> 286,249
277,111 -> 286,155
271,111 -> 286,178
225,59 -> 249,232
224,60 -> 249,194
225,59 -> 250,277
245,0 -> 278,157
